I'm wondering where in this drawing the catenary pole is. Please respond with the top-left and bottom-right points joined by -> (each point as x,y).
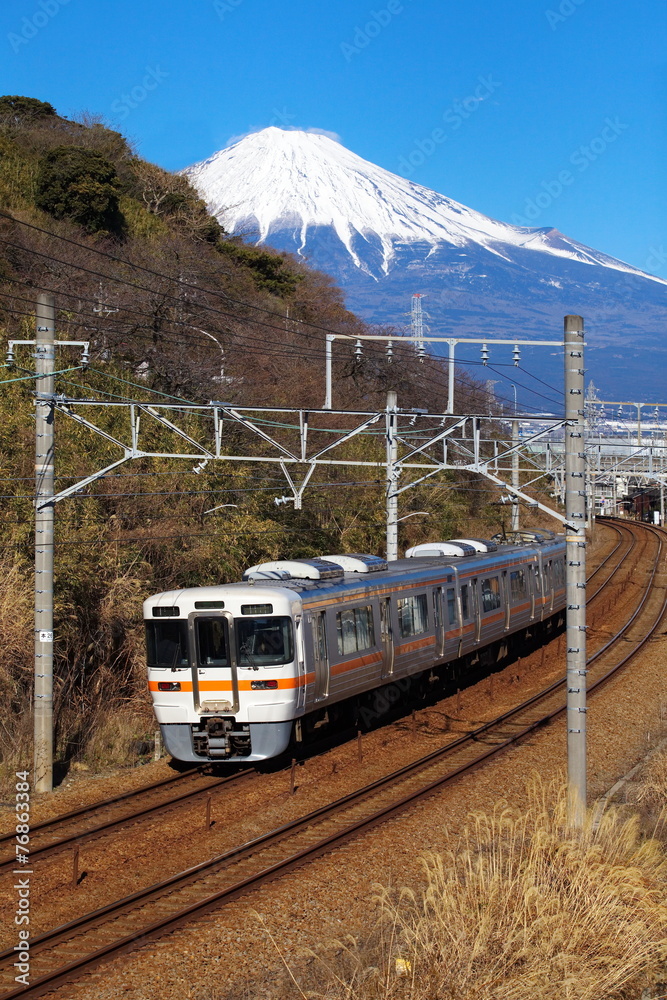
564,314 -> 587,827
386,390 -> 398,561
34,293 -> 56,793
511,419 -> 520,531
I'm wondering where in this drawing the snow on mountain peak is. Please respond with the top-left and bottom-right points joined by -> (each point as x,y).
183,127 -> 660,283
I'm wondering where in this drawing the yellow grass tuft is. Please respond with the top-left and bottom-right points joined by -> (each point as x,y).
293,780 -> 667,1000
637,749 -> 667,811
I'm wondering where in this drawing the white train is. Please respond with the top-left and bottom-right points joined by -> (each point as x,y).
144,532 -> 566,763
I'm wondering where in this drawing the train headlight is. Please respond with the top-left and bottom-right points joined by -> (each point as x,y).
251,680 -> 279,690
157,682 -> 182,691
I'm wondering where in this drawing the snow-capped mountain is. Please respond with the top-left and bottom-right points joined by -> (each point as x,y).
184,128 -> 667,399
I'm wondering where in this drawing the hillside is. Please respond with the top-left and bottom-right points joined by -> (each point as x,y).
0,97 -> 509,781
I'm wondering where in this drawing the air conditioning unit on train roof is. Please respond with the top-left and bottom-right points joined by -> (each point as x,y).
449,538 -> 498,553
405,541 -> 477,558
319,554 -> 388,573
243,558 -> 344,582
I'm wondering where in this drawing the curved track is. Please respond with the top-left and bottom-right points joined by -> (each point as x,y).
1,518 -> 663,1000
0,518 -> 630,872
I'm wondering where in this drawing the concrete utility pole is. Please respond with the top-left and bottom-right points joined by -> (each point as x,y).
386,390 -> 399,562
511,419 -> 520,531
34,294 -> 55,793
564,315 -> 587,828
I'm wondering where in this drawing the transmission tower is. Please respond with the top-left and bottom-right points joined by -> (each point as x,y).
411,293 -> 426,360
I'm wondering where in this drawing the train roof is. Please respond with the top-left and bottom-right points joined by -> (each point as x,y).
144,535 -> 565,609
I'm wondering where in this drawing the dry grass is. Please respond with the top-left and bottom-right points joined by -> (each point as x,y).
0,551 -> 156,792
637,749 -> 667,811
277,781 -> 667,1000
0,555 -> 33,784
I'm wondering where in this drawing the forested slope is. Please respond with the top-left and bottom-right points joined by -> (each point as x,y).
0,97 -> 511,778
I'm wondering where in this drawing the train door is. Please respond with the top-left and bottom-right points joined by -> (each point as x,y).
533,562 -> 543,620
547,559 -> 554,611
380,598 -> 395,678
503,570 -> 511,630
189,612 -> 239,715
294,614 -> 306,711
310,611 -> 329,701
471,578 -> 481,642
433,587 -> 445,658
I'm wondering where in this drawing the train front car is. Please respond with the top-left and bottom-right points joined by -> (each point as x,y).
143,585 -> 303,762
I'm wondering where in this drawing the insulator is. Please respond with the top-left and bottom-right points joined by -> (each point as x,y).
481,343 -> 489,365
6,349 -> 14,365
386,340 -> 393,363
512,344 -> 521,366
354,339 -> 363,359
80,348 -> 90,367
417,344 -> 425,363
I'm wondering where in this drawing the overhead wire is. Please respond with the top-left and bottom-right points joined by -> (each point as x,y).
0,275 -> 557,417
0,238 -> 564,413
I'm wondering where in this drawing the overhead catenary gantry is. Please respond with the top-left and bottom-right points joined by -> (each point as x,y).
16,303 -> 588,825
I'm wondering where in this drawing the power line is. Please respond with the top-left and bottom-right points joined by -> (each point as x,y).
0,245 -> 562,413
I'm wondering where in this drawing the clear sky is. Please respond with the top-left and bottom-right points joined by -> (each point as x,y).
2,0 -> 665,276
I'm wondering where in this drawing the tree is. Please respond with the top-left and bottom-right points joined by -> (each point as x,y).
0,95 -> 56,127
35,145 -> 125,236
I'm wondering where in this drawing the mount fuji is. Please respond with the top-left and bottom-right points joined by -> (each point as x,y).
184,127 -> 667,401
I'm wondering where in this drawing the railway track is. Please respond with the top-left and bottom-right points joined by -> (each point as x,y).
0,767 -> 255,875
1,518 -> 663,1000
0,518 -> 631,874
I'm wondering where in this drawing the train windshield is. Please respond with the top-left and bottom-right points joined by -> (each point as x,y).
236,616 -> 293,666
145,621 -> 189,668
196,617 -> 230,667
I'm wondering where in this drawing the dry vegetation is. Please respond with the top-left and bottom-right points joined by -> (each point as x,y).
0,96 -> 518,787
265,781 -> 667,1000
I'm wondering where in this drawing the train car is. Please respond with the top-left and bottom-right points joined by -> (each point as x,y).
143,532 -> 566,763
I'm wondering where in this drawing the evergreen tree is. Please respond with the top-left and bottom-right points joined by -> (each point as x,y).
35,145 -> 125,236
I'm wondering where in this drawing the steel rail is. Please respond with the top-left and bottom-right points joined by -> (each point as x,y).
0,766 -> 212,848
0,769 -> 255,874
0,520 -> 662,1000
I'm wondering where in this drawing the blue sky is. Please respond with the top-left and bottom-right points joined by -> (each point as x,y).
2,0 -> 665,276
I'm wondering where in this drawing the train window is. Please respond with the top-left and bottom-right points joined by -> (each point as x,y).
397,594 -> 428,637
481,577 -> 501,613
236,617 -> 293,666
446,588 -> 458,626
460,584 -> 469,620
553,559 -> 565,588
145,620 -> 189,668
510,569 -> 526,602
196,618 -> 230,667
336,606 -> 375,655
